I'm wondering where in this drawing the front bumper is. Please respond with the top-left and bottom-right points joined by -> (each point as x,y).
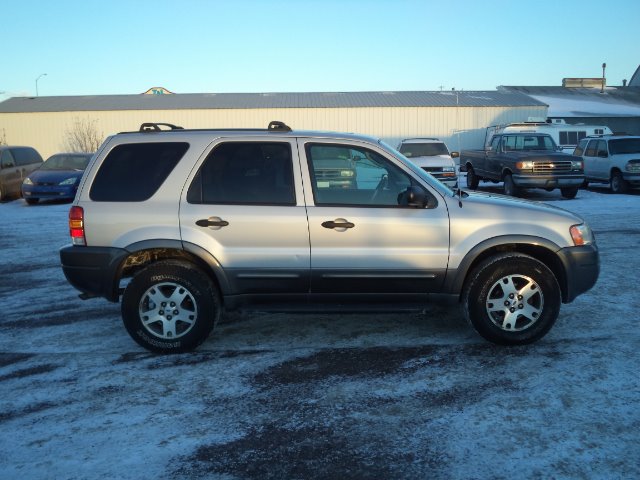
434,176 -> 458,187
622,172 -> 640,186
512,174 -> 584,189
22,184 -> 77,200
557,243 -> 599,303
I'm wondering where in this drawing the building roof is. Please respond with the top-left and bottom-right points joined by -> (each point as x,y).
500,85 -> 640,117
0,90 -> 546,113
630,65 -> 640,87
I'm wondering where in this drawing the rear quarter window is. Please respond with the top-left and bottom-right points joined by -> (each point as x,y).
90,142 -> 188,201
12,147 -> 43,166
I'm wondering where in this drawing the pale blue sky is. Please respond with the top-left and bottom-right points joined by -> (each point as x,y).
1,0 -> 638,100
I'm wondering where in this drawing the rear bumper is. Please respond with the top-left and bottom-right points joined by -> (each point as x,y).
512,174 -> 584,189
60,245 -> 129,302
557,244 -> 600,303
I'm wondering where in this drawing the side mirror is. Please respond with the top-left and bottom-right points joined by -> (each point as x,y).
450,151 -> 459,158
400,185 -> 436,209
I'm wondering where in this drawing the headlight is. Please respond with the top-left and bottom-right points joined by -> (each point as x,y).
571,160 -> 583,170
340,170 -> 355,177
570,223 -> 594,246
23,177 -> 33,185
626,161 -> 640,172
442,166 -> 455,172
59,177 -> 78,185
516,161 -> 534,170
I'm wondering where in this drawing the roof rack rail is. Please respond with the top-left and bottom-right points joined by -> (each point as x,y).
401,137 -> 440,141
268,121 -> 291,132
139,122 -> 184,132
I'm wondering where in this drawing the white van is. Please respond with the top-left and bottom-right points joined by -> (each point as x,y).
486,120 -> 612,153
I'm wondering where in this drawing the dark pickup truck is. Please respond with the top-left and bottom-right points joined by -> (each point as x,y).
460,133 -> 584,198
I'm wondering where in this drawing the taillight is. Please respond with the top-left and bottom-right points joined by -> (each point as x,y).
69,206 -> 86,246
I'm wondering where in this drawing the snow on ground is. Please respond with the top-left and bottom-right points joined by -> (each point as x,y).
0,184 -> 639,479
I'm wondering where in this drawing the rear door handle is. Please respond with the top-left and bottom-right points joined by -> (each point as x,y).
322,219 -> 355,230
196,217 -> 229,229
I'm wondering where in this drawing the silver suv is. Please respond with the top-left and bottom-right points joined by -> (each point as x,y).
60,121 -> 599,353
574,135 -> 640,193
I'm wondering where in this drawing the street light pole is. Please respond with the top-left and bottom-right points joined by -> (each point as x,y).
35,73 -> 47,97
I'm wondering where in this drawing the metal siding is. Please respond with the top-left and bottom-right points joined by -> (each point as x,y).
0,105 -> 547,159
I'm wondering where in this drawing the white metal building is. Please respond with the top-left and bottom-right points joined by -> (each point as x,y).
501,85 -> 640,136
0,90 -> 547,159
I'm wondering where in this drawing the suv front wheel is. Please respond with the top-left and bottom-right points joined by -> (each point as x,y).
466,166 -> 479,189
462,253 -> 561,345
610,171 -> 629,194
121,260 -> 220,353
560,187 -> 578,199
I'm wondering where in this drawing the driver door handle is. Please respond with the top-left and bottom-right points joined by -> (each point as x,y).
196,217 -> 229,228
322,219 -> 355,229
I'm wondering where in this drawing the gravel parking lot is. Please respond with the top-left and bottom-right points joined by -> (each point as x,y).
1,185 -> 639,479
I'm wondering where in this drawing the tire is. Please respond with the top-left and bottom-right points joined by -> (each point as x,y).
581,180 -> 589,189
503,173 -> 519,197
121,260 -> 220,353
560,187 -> 578,199
25,198 -> 39,205
466,166 -> 479,189
610,171 -> 629,194
462,253 -> 561,345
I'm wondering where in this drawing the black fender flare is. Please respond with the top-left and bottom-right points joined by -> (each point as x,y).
121,239 -> 231,296
443,235 -> 564,297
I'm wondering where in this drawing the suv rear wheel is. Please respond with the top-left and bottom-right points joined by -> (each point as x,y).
121,260 -> 220,353
462,253 -> 561,345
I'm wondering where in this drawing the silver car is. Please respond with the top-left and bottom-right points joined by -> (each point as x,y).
575,135 -> 640,193
60,121 -> 599,353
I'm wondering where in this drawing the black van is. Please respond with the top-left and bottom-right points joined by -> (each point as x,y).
0,146 -> 43,200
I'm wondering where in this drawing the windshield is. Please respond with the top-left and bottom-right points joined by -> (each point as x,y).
399,142 -> 449,157
608,138 -> 640,155
501,135 -> 557,152
42,154 -> 91,171
379,140 -> 455,196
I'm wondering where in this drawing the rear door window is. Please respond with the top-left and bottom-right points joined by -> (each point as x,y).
608,138 -> 640,155
187,142 -> 295,205
90,142 -> 188,201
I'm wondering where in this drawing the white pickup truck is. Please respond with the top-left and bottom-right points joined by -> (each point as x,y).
397,138 -> 458,188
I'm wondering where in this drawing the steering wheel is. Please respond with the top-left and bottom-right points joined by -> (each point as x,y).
371,174 -> 389,203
